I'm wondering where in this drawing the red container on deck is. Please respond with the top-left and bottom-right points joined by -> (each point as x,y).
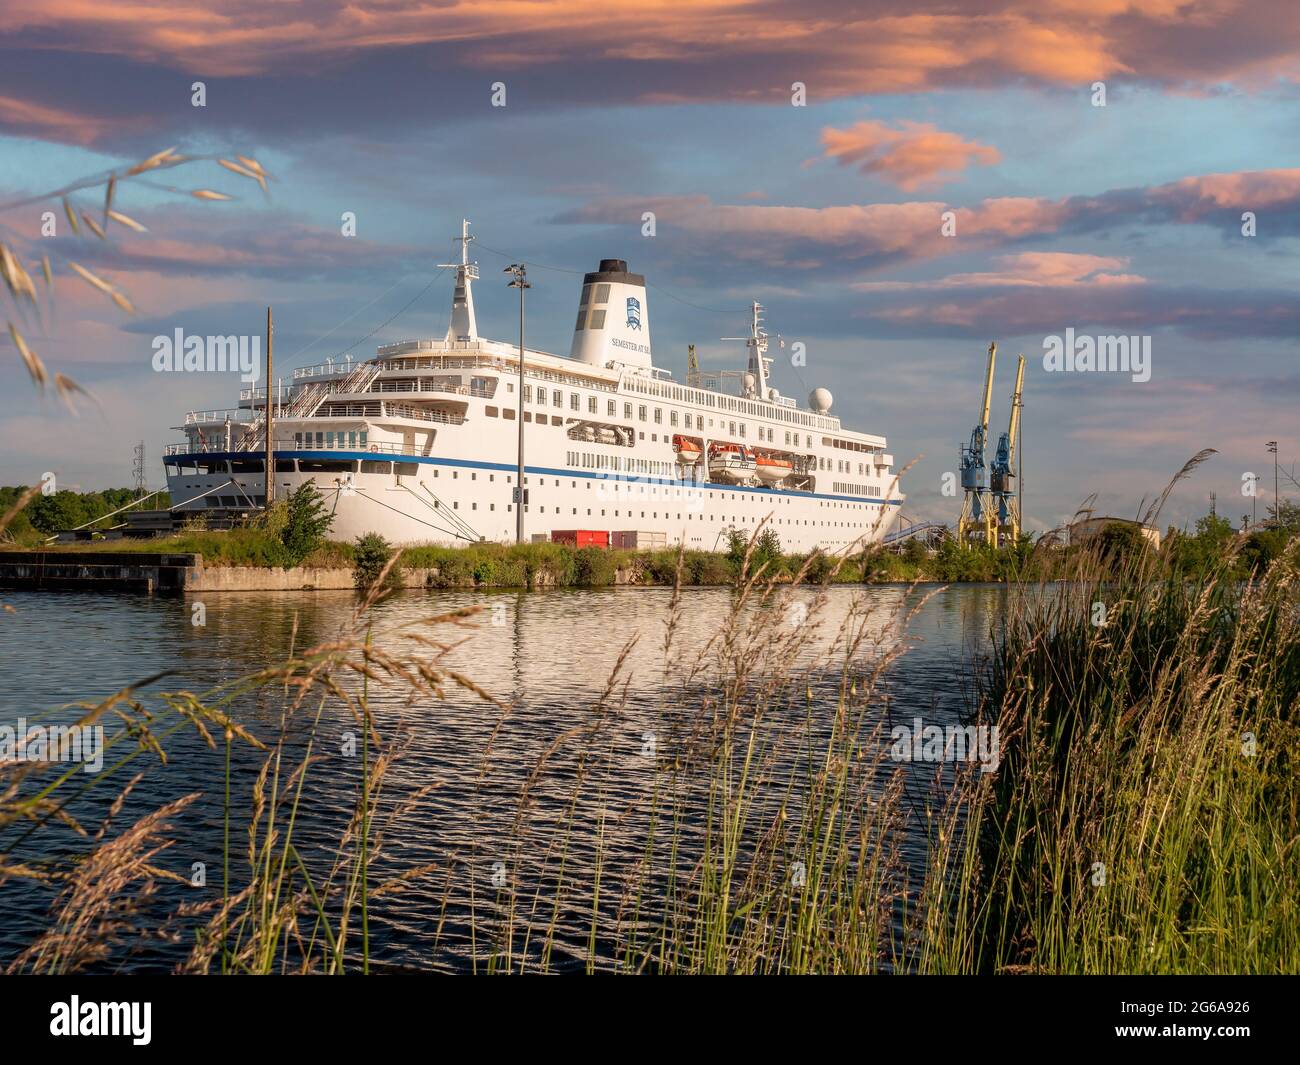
550,529 -> 609,548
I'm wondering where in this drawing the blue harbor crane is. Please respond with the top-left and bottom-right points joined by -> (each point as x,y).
958,342 -> 998,547
990,354 -> 1025,547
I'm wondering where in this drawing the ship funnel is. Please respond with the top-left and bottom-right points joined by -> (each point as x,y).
569,259 -> 652,370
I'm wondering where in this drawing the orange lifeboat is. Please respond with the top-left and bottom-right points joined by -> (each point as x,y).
708,442 -> 756,483
672,433 -> 703,465
753,448 -> 794,485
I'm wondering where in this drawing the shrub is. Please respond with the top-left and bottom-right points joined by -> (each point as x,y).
900,538 -> 928,566
724,528 -> 747,568
1093,521 -> 1151,566
572,545 -> 615,586
686,551 -> 734,585
353,532 -> 399,590
277,483 -> 335,567
753,527 -> 783,573
801,553 -> 834,584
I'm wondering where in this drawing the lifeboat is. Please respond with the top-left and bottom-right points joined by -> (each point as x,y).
708,442 -> 756,484
753,448 -> 794,485
672,434 -> 703,466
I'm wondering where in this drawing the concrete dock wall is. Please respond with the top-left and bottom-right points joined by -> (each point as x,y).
0,551 -> 202,593
0,551 -> 443,592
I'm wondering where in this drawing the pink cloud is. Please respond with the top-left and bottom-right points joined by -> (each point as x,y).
855,252 -> 1146,290
0,94 -> 137,145
558,168 -> 1300,270
0,2 -> 1297,122
819,119 -> 1001,190
1150,169 -> 1300,217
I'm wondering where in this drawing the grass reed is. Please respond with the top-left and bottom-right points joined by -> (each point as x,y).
2,469 -> 1297,975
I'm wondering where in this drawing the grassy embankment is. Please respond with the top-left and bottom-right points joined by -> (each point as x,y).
8,483 -> 1297,588
926,507 -> 1300,973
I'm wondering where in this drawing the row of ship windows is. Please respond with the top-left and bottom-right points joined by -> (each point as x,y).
407,476 -> 891,515
294,430 -> 367,448
566,451 -> 676,477
623,375 -> 837,432
176,462 -> 888,508
186,490 -> 885,524
827,459 -> 873,475
519,510 -> 889,524
440,503 -> 886,525
384,354 -> 843,433
512,386 -> 840,450
488,390 -> 881,475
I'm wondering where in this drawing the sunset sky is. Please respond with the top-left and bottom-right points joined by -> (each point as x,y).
1,0 -> 1297,531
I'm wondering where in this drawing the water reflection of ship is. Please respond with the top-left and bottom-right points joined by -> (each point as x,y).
21,584 -> 995,973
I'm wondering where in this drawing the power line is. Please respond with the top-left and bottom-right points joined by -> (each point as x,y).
280,271 -> 427,368
335,267 -> 449,358
473,239 -> 584,277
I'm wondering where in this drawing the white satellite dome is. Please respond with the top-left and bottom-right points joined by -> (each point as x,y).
809,387 -> 833,414
743,372 -> 756,394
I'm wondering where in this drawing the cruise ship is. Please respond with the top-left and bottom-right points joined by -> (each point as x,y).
163,223 -> 904,552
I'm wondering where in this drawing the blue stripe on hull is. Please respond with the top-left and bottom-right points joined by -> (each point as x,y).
164,450 -> 904,506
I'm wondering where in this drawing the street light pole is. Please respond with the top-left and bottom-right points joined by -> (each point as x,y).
264,306 -> 274,508
1267,440 -> 1278,525
506,264 -> 531,544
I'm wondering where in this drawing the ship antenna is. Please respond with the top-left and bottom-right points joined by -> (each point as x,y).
438,218 -> 480,343
721,300 -> 771,401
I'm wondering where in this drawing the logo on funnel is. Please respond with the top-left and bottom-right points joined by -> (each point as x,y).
626,297 -> 642,331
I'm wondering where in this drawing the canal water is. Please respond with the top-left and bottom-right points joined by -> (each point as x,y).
0,583 -> 1008,972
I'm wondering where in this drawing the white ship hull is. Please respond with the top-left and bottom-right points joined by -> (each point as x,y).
164,234 -> 904,554
165,453 -> 901,553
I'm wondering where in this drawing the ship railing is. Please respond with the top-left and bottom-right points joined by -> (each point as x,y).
342,441 -> 418,457
165,437 -> 432,458
371,355 -> 504,373
523,367 -> 617,392
246,400 -> 466,425
289,439 -> 426,458
319,402 -> 383,417
291,360 -> 364,380
164,440 -> 229,455
290,349 -> 499,378
376,339 -> 490,357
367,380 -> 497,398
289,362 -> 502,396
374,355 -> 611,391
240,383 -> 313,402
242,379 -> 379,404
185,408 -> 253,424
381,403 -> 464,425
238,363 -> 379,451
307,351 -> 622,395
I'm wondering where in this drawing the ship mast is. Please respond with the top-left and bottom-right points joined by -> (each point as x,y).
722,301 -> 772,401
439,219 -> 479,342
